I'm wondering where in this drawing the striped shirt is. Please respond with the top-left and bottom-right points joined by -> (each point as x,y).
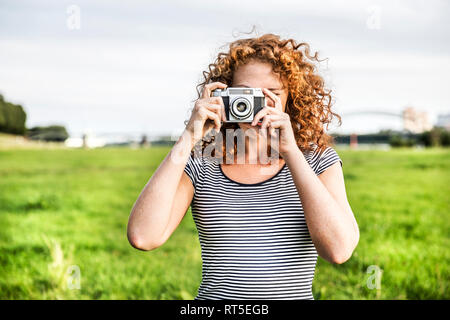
183,143 -> 343,300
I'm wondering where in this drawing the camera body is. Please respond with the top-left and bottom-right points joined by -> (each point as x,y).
212,87 -> 266,123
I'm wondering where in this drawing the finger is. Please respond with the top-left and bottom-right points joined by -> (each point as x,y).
221,106 -> 226,122
202,109 -> 221,132
270,118 -> 284,126
268,120 -> 283,129
256,111 -> 282,128
252,106 -> 279,126
260,115 -> 275,138
201,82 -> 228,99
269,127 -> 281,138
268,121 -> 284,137
262,88 -> 283,111
197,99 -> 223,116
269,127 -> 276,137
206,96 -> 225,106
206,97 -> 226,121
203,104 -> 224,124
260,114 -> 275,131
251,107 -> 269,126
262,88 -> 281,106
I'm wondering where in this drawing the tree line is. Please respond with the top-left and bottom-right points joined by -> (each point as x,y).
333,128 -> 450,147
0,94 -> 27,135
0,93 -> 68,141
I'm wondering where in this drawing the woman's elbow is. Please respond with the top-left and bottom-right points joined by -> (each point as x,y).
330,234 -> 359,264
329,250 -> 353,265
328,234 -> 359,265
127,232 -> 162,251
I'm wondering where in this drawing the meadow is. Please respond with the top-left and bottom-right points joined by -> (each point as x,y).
0,145 -> 448,299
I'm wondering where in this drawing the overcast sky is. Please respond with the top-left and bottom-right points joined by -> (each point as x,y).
0,0 -> 449,137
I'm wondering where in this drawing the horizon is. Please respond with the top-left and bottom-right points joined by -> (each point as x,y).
1,0 -> 449,138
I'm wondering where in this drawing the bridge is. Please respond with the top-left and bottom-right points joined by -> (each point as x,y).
337,108 -> 432,147
341,110 -> 404,118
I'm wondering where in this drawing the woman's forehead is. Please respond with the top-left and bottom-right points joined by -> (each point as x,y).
232,61 -> 284,89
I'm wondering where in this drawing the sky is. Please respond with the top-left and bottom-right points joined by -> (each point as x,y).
0,0 -> 449,139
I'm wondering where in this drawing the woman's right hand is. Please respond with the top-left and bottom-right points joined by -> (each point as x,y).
184,82 -> 228,145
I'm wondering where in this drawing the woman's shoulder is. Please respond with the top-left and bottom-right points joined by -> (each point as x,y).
186,152 -> 219,173
303,142 -> 336,155
302,142 -> 321,157
302,142 -> 342,175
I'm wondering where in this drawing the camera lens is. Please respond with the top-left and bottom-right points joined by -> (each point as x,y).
230,98 -> 252,120
236,102 -> 247,112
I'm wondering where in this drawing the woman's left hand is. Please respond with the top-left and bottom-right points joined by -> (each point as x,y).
251,88 -> 298,156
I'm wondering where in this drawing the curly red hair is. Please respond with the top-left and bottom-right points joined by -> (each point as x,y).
191,33 -> 342,159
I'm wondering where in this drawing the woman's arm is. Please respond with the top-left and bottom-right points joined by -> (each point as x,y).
127,81 -> 228,251
253,88 -> 359,264
127,130 -> 195,251
282,147 -> 359,264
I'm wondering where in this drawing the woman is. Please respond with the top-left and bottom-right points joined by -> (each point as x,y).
127,34 -> 359,300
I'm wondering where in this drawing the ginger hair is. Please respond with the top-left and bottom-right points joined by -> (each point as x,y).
190,33 -> 342,160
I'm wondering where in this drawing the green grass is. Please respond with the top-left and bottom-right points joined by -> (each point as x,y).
0,146 -> 449,299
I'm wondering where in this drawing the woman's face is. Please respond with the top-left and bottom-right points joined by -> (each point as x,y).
231,59 -> 289,131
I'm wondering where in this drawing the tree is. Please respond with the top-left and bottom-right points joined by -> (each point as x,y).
419,127 -> 449,147
27,125 -> 69,142
0,94 -> 27,135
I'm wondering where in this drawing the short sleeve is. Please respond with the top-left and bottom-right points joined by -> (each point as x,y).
183,153 -> 202,189
315,146 -> 343,176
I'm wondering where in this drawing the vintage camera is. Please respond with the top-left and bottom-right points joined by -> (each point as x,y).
212,87 -> 266,123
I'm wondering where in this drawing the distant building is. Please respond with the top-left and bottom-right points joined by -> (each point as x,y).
139,134 -> 150,148
436,113 -> 450,130
402,106 -> 433,133
64,130 -> 106,148
65,137 -> 84,148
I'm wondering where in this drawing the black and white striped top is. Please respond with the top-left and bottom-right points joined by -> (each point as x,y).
183,143 -> 343,300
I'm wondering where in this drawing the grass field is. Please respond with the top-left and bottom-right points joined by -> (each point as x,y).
0,146 -> 449,299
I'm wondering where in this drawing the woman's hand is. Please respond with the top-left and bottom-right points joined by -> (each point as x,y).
251,88 -> 298,156
184,82 -> 227,146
